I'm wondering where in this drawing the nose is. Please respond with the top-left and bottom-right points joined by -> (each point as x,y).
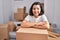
34,9 -> 38,12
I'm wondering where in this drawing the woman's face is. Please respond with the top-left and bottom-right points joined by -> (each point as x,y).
32,5 -> 41,17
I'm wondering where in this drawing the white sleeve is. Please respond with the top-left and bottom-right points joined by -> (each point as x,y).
41,15 -> 48,21
24,15 -> 30,22
41,15 -> 50,28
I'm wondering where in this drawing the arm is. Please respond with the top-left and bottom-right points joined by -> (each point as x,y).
21,15 -> 36,27
33,21 -> 50,29
21,20 -> 36,28
33,15 -> 50,29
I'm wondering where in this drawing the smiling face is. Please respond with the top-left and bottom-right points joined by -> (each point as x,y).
32,5 -> 41,17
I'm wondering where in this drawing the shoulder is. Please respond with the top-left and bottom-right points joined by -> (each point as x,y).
25,15 -> 32,19
41,14 -> 46,17
40,14 -> 48,20
24,15 -> 33,21
26,15 -> 32,18
40,14 -> 47,18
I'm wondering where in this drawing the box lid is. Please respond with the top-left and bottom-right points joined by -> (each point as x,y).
17,28 -> 48,34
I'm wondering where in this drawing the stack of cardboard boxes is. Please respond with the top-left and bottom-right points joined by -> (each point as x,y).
8,21 -> 15,32
0,24 -> 9,40
14,7 -> 28,21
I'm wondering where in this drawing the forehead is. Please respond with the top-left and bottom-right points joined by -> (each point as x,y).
33,5 -> 40,8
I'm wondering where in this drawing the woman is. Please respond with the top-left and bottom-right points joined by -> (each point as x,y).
17,2 -> 60,38
21,2 -> 49,29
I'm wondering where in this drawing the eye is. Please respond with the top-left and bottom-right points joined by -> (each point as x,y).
33,8 -> 36,10
37,8 -> 39,10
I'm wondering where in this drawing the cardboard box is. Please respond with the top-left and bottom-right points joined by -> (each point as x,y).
8,21 -> 15,32
16,28 -> 48,40
0,24 -> 9,40
48,37 -> 60,40
14,13 -> 28,21
24,13 -> 28,18
17,8 -> 25,13
14,13 -> 24,21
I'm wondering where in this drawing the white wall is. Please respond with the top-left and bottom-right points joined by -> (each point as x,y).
44,0 -> 55,23
3,0 -> 12,23
0,0 -> 4,24
0,0 -> 12,24
44,0 -> 60,28
54,0 -> 60,28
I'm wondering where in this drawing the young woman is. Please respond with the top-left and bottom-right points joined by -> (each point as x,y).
21,2 -> 50,29
16,2 -> 60,38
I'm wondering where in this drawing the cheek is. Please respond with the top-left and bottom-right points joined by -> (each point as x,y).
32,10 -> 35,14
32,10 -> 35,13
38,9 -> 41,14
32,9 -> 41,12
39,10 -> 41,13
32,10 -> 39,15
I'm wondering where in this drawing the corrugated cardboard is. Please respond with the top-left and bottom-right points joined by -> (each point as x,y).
24,13 -> 28,18
8,21 -> 15,32
14,13 -> 24,21
48,24 -> 54,32
14,7 -> 27,21
16,28 -> 48,40
17,8 -> 25,13
14,13 -> 28,21
48,37 -> 60,40
0,24 -> 9,40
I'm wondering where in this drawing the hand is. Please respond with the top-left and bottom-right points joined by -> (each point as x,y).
16,26 -> 21,30
33,25 -> 40,28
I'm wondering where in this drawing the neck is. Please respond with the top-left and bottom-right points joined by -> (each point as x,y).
34,16 -> 39,18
